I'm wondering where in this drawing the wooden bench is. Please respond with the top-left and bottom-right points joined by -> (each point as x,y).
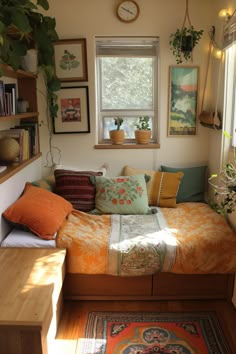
0,248 -> 66,354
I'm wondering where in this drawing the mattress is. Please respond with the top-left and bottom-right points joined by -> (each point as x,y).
1,228 -> 56,248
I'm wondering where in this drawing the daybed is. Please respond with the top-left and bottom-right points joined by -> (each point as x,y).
1,165 -> 236,301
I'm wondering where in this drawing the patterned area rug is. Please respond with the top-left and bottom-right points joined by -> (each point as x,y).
79,311 -> 232,354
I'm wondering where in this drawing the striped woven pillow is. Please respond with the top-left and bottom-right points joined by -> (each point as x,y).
54,169 -> 103,212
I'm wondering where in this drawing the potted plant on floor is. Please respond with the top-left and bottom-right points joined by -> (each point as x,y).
135,116 -> 151,144
109,117 -> 125,145
0,0 -> 61,118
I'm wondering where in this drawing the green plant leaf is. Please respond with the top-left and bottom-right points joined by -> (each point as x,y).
37,0 -> 49,10
11,10 -> 32,33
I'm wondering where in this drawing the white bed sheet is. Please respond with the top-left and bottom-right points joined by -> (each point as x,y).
1,228 -> 56,248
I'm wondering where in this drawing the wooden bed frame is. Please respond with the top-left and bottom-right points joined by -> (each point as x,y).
63,272 -> 235,301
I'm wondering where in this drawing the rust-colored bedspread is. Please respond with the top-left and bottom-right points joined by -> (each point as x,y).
56,202 -> 236,275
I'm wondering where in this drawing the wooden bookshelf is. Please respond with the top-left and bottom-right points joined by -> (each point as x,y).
0,64 -> 40,183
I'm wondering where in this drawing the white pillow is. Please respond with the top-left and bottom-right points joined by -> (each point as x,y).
1,228 -> 56,248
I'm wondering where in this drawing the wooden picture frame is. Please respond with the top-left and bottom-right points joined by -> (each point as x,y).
168,66 -> 199,136
53,39 -> 88,82
53,86 -> 90,134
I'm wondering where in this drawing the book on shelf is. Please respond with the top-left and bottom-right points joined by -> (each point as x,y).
19,121 -> 39,155
0,166 -> 7,173
0,80 -> 6,117
4,83 -> 17,115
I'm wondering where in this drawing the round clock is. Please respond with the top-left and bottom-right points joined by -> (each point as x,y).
116,0 -> 140,23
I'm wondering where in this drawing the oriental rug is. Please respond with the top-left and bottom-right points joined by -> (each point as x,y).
79,311 -> 232,354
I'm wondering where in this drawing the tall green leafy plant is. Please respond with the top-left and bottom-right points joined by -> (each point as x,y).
0,0 -> 60,117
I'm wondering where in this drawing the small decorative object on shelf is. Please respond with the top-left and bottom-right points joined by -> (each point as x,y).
17,98 -> 29,113
0,137 -> 20,163
169,0 -> 203,64
135,116 -> 151,144
109,117 -> 125,145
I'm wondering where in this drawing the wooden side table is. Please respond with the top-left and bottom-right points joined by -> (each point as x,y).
0,248 -> 66,354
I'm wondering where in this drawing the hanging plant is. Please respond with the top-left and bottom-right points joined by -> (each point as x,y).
169,0 -> 204,64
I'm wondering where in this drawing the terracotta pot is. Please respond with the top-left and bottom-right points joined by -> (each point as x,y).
109,130 -> 125,145
135,130 -> 151,144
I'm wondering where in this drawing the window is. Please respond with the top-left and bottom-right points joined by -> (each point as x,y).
222,16 -> 236,147
224,43 -> 236,146
95,37 -> 159,143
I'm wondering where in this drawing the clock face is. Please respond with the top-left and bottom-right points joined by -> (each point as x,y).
116,0 -> 140,23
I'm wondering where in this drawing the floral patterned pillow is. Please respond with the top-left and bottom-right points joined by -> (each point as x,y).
95,175 -> 149,214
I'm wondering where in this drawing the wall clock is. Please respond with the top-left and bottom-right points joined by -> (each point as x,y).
116,0 -> 140,23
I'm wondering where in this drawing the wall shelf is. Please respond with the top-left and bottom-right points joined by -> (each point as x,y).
0,153 -> 42,184
0,64 -> 40,184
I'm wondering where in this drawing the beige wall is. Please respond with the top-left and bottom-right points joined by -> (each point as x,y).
39,0 -> 216,177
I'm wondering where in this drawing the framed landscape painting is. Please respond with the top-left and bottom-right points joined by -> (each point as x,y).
53,86 -> 90,134
53,39 -> 88,82
168,66 -> 199,136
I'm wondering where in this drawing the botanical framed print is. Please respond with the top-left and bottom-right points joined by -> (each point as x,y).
53,86 -> 90,134
53,39 -> 88,82
168,66 -> 199,136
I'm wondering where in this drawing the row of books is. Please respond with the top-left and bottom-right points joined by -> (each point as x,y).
0,122 -> 39,162
0,81 -> 17,116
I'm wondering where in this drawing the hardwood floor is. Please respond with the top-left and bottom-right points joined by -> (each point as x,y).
50,300 -> 236,354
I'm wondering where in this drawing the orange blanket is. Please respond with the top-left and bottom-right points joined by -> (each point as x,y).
56,202 -> 236,275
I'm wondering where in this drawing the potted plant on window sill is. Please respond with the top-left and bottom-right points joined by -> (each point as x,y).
109,117 -> 125,145
135,116 -> 151,144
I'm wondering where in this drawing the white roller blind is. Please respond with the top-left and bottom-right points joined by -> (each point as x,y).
96,37 -> 159,57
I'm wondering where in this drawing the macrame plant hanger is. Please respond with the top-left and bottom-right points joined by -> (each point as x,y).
198,27 -> 222,129
180,0 -> 193,63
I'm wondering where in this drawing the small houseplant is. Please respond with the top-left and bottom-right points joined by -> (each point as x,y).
209,161 -> 236,215
170,26 -> 204,64
109,117 -> 125,145
0,0 -> 61,118
135,116 -> 151,144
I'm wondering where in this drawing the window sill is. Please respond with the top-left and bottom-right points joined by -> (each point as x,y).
94,143 -> 160,149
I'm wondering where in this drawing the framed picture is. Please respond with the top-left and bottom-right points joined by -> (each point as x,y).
53,39 -> 88,82
168,66 -> 199,136
53,86 -> 90,134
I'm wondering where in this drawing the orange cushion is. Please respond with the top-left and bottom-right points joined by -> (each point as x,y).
122,165 -> 183,207
3,183 -> 72,240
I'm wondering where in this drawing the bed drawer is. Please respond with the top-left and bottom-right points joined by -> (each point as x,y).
153,273 -> 234,300
64,274 -> 152,297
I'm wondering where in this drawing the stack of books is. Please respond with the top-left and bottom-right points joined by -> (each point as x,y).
0,122 -> 39,162
0,81 -> 17,116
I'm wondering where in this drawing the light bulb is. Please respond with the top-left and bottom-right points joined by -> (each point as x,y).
212,47 -> 223,59
218,9 -> 231,20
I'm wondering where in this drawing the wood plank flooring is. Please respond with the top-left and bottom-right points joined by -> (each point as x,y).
50,300 -> 236,354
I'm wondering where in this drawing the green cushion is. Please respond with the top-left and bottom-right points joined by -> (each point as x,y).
160,165 -> 207,203
95,174 -> 149,214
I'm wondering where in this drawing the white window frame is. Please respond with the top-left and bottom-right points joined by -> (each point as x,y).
95,36 -> 159,144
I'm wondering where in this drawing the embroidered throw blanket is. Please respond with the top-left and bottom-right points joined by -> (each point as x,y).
56,208 -> 176,275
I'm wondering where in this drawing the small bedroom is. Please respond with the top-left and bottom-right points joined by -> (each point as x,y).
0,0 -> 236,353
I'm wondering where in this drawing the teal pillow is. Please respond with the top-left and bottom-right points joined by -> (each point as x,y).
160,165 -> 207,203
95,174 -> 149,214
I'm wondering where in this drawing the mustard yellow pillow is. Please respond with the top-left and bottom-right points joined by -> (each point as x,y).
122,166 -> 183,207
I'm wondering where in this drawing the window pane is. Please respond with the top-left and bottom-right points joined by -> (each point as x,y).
100,57 -> 153,110
103,116 -> 153,139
